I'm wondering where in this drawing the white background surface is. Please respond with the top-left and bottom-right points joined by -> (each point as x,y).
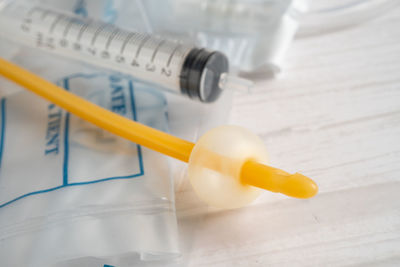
174,6 -> 400,267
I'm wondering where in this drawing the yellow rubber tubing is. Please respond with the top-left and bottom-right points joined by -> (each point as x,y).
0,57 -> 194,162
0,57 -> 318,199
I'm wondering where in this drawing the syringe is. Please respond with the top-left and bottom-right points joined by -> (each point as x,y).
0,1 -> 251,102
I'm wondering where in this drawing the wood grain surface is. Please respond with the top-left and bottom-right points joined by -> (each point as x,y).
174,6 -> 400,267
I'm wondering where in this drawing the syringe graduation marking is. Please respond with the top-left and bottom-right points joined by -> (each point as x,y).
76,19 -> 92,41
105,28 -> 120,50
90,24 -> 108,45
151,39 -> 166,62
120,32 -> 136,54
167,43 -> 182,67
134,35 -> 151,61
6,3 -> 204,96
49,14 -> 65,34
62,17 -> 78,37
25,7 -> 191,71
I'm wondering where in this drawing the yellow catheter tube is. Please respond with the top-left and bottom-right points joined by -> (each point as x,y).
241,161 -> 318,199
0,57 -> 194,162
0,57 -> 318,199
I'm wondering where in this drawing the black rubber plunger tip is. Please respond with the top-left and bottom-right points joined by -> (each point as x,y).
180,48 -> 229,103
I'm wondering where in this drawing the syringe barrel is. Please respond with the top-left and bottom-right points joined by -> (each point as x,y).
0,1 -> 228,102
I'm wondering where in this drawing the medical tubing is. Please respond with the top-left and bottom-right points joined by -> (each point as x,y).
0,57 -> 194,162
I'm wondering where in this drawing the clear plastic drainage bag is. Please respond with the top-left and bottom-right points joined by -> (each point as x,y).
141,0 -> 304,74
0,50 -> 179,266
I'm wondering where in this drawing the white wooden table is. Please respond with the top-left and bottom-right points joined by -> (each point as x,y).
174,6 -> 400,267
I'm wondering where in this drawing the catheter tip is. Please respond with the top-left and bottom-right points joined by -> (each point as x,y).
241,161 -> 318,199
279,173 -> 318,199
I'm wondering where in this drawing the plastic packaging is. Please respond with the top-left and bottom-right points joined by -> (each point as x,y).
0,1 -> 180,266
298,0 -> 399,37
0,54 -> 180,266
0,0 -> 311,265
141,0 -> 303,74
